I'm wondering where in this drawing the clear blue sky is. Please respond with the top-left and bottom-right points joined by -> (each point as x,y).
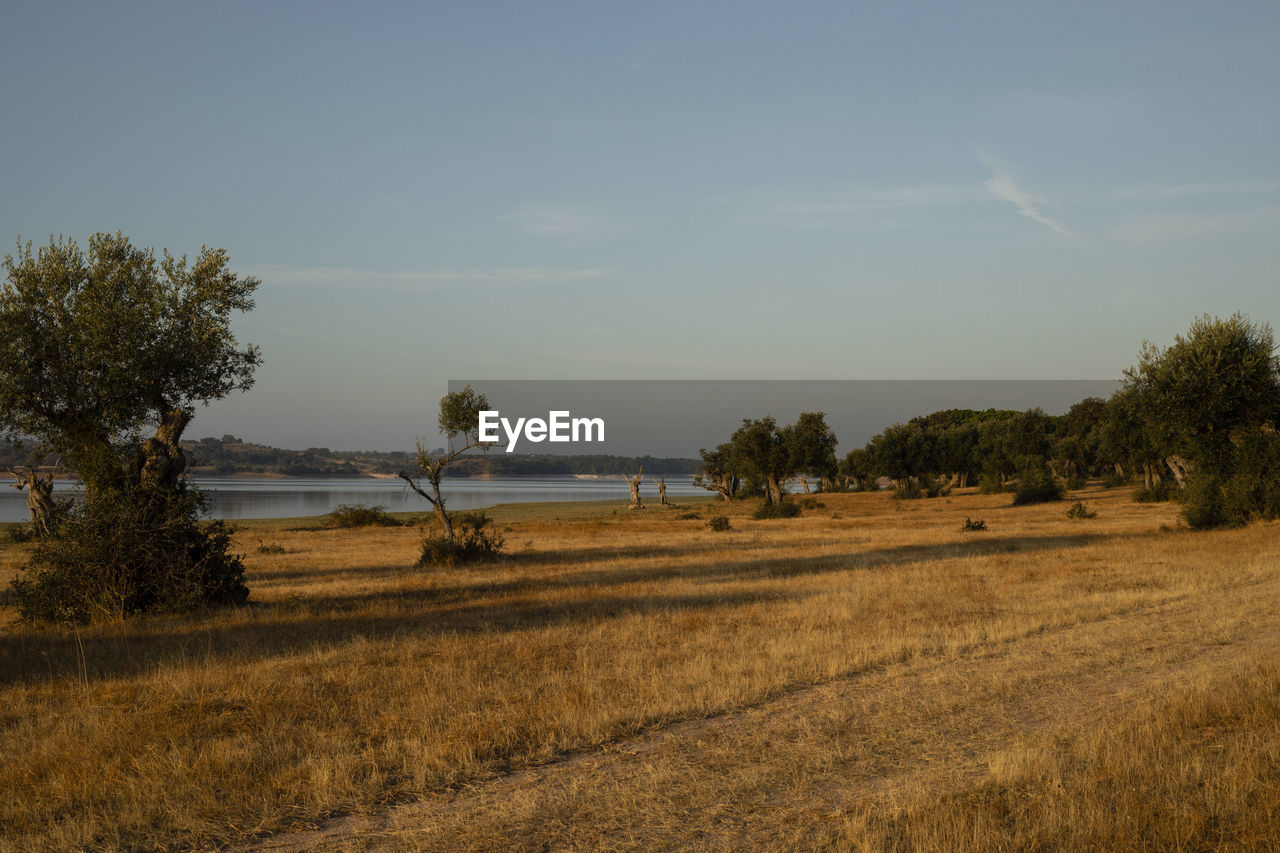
4,1 -> 1278,450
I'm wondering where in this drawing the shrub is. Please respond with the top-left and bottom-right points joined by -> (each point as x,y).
959,517 -> 987,532
323,503 -> 399,528
677,511 -> 700,520
977,474 -> 1005,495
10,485 -> 247,625
257,542 -> 287,554
799,496 -> 825,509
1101,471 -> 1129,488
1182,472 -> 1229,529
1182,432 -> 1280,529
1065,501 -> 1097,519
891,479 -> 923,500
752,500 -> 802,520
1219,431 -> 1280,525
707,515 -> 731,532
1133,481 -> 1173,503
419,511 -> 505,567
1011,469 -> 1064,506
6,525 -> 35,544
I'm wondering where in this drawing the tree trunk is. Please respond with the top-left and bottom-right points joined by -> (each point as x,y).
433,499 -> 453,541
10,468 -> 58,537
627,468 -> 644,509
138,408 -> 192,490
766,475 -> 784,505
1165,455 -> 1193,489
801,478 -> 811,494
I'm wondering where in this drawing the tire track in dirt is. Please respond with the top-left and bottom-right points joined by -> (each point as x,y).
241,572 -> 1280,852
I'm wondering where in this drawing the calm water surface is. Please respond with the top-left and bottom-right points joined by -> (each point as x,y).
0,476 -> 705,522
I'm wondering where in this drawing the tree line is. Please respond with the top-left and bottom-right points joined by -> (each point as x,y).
696,313 -> 1280,528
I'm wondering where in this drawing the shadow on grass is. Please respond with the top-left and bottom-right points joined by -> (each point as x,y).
0,531 -> 1109,688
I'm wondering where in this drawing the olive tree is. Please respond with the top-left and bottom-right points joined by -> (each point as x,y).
1,232 -> 260,622
398,385 -> 498,541
1123,313 -> 1280,526
0,233 -> 260,496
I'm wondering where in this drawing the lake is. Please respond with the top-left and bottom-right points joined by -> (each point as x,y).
0,475 -> 708,522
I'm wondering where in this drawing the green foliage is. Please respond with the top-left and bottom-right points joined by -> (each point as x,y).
752,500 -> 802,520
418,511 -> 505,566
1011,468 -> 1065,506
959,517 -> 987,532
10,486 -> 247,625
1133,481 -> 1173,503
785,411 -> 838,484
1182,431 -> 1280,528
1101,470 -> 1129,488
322,503 -> 399,528
977,473 -> 1006,494
1066,501 -> 1097,519
706,515 -> 731,532
1125,313 -> 1280,471
0,233 -> 260,489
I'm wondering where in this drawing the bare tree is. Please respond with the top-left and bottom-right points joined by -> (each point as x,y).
8,463 -> 59,537
650,475 -> 669,507
626,466 -> 644,509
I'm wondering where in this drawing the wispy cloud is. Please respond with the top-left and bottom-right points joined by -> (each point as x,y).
1106,180 -> 1280,202
505,204 -> 618,239
981,157 -> 1074,237
1108,206 -> 1280,244
243,265 -> 608,290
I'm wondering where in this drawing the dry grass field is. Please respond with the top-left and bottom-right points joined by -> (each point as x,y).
2,485 -> 1279,851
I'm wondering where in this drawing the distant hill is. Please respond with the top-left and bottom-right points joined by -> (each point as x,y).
0,436 -> 699,479
180,436 -> 698,478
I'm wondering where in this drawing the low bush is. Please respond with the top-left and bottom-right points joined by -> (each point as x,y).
959,517 -> 987,532
419,511 -> 505,567
6,524 -> 35,544
1101,470 -> 1129,488
1011,470 -> 1064,506
798,496 -> 825,509
323,503 -> 399,528
977,474 -> 1006,495
1066,501 -> 1097,519
707,515 -> 731,532
752,501 -> 802,520
257,542 -> 287,554
10,485 -> 247,625
1134,481 -> 1173,503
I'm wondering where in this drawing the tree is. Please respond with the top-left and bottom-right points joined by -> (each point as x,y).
1123,313 -> 1280,526
694,442 -> 739,501
399,385 -> 498,540
728,416 -> 793,505
1,232 -> 260,622
0,233 -> 261,494
784,411 -> 838,492
1125,313 -> 1280,470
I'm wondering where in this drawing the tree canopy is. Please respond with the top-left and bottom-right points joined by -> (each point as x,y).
0,232 -> 261,489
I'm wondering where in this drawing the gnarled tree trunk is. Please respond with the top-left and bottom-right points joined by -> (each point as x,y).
137,408 -> 192,490
627,467 -> 644,509
9,467 -> 59,537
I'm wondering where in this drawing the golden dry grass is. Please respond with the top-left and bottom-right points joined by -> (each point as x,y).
1,485 -> 1278,851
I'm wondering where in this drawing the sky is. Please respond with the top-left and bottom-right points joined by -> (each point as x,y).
3,1 -> 1278,451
